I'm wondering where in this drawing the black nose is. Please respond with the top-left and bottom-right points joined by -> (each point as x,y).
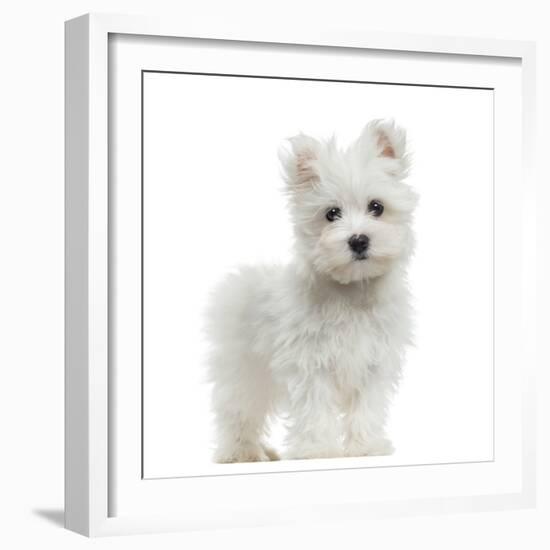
348,234 -> 369,255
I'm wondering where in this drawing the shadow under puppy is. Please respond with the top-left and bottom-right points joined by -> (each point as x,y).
205,119 -> 418,462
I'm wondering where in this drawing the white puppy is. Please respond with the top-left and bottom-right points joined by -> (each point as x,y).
205,120 -> 417,462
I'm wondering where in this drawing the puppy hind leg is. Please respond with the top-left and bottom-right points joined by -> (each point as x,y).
211,355 -> 276,463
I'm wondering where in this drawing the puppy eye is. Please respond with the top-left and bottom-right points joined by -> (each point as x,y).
325,207 -> 342,222
368,200 -> 384,217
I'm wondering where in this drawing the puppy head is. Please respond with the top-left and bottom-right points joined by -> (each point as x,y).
280,120 -> 417,284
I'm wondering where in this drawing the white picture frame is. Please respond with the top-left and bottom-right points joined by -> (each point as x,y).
65,12 -> 537,537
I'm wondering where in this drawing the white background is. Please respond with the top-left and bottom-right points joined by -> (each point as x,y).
142,72 -> 494,477
0,1 -> 548,549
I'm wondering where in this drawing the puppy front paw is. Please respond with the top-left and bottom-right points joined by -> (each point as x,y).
285,443 -> 344,461
214,443 -> 275,464
262,444 -> 280,461
346,437 -> 395,457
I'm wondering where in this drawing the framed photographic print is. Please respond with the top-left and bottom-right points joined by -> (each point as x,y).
65,13 -> 536,536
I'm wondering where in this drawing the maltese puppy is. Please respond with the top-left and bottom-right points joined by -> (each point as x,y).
205,119 -> 417,462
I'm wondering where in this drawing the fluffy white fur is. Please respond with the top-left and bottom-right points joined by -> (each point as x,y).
205,120 -> 418,463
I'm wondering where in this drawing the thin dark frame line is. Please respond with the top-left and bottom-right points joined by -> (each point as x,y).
142,69 -> 495,91
140,69 -> 496,481
491,89 -> 497,461
140,70 -> 145,480
143,459 -> 495,481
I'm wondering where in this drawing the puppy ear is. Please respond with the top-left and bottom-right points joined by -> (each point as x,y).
359,119 -> 410,175
279,133 -> 321,189
362,119 -> 407,158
